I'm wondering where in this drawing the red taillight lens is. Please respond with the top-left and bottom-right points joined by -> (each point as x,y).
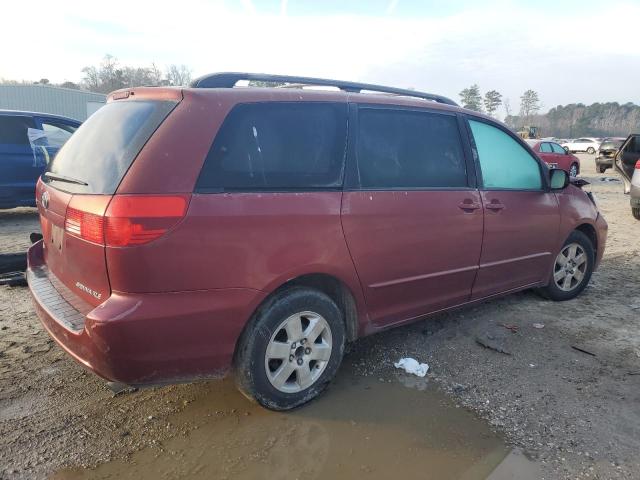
64,195 -> 112,244
104,195 -> 190,247
64,194 -> 190,247
65,208 -> 105,244
635,160 -> 640,169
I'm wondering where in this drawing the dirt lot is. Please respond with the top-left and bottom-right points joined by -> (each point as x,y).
1,154 -> 638,479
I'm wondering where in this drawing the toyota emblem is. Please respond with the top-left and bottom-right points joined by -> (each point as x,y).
41,191 -> 50,209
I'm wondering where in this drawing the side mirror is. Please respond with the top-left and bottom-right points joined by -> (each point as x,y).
550,168 -> 569,190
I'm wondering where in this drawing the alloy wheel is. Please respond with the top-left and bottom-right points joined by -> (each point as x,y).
569,164 -> 578,177
264,311 -> 333,393
553,243 -> 588,292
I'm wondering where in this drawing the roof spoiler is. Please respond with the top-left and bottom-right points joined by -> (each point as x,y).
189,72 -> 458,106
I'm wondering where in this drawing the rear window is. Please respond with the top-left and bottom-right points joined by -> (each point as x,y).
43,100 -> 176,194
0,116 -> 35,145
196,102 -> 348,192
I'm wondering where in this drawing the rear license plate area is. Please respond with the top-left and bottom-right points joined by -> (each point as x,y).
51,224 -> 64,252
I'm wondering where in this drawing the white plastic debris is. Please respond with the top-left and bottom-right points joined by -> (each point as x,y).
532,323 -> 545,329
394,357 -> 429,377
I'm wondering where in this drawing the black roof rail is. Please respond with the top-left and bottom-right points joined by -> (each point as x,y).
189,72 -> 458,106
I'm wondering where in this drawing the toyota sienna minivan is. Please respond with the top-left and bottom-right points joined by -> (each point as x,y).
27,73 -> 608,410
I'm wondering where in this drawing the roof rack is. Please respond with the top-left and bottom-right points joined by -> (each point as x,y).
189,72 -> 458,106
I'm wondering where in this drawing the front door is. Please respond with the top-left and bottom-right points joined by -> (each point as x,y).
466,119 -> 560,299
341,106 -> 483,327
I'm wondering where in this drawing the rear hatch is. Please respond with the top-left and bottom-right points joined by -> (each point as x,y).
37,95 -> 179,306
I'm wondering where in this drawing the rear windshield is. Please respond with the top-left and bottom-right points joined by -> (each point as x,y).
601,139 -> 624,149
43,100 -> 176,194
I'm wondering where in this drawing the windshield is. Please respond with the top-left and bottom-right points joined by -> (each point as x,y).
43,100 -> 176,194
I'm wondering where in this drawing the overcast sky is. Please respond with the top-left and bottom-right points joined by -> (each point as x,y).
2,0 -> 638,115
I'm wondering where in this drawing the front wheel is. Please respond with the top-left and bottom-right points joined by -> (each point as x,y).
569,163 -> 579,177
538,230 -> 595,301
633,207 -> 640,220
587,147 -> 596,154
234,287 -> 345,410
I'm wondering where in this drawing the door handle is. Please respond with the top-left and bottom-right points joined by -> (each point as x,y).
486,201 -> 505,211
458,200 -> 481,211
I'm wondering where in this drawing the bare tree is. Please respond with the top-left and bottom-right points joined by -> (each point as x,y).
483,90 -> 502,117
165,64 -> 192,86
520,89 -> 541,122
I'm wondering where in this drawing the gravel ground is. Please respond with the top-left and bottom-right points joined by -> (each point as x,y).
1,154 -> 638,479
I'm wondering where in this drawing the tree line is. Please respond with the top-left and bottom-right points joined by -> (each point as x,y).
0,55 -> 193,93
507,103 -> 640,138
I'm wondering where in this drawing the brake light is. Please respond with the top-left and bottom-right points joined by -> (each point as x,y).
635,160 -> 640,169
104,195 -> 190,247
64,195 -> 112,244
64,195 -> 190,247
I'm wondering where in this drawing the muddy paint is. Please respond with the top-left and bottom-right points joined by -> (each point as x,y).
53,363 -> 527,480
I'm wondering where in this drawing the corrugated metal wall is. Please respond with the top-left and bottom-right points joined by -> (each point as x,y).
0,85 -> 106,121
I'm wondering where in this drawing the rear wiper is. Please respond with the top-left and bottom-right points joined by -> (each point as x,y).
43,172 -> 89,186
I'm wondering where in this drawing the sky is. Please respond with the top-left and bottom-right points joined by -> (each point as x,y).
1,0 -> 638,115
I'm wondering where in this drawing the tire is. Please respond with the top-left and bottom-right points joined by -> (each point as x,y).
538,230 -> 595,301
633,208 -> 640,220
233,287 -> 345,411
587,147 -> 595,154
598,165 -> 607,174
563,146 -> 570,152
569,163 -> 579,177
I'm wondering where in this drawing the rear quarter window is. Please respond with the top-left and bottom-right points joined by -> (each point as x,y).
196,102 -> 348,192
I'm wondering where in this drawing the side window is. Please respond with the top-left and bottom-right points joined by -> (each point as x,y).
540,142 -> 553,153
469,120 -> 542,190
38,119 -> 78,147
356,108 -> 467,189
551,143 -> 565,154
0,116 -> 35,145
196,103 -> 347,191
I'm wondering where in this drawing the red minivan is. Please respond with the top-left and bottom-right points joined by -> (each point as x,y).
27,73 -> 607,410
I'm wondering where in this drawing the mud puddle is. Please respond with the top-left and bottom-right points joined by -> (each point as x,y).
53,363 -> 536,480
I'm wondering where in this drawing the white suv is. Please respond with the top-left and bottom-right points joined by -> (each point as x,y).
561,138 -> 601,154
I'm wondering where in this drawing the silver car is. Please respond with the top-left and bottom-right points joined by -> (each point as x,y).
614,134 -> 640,220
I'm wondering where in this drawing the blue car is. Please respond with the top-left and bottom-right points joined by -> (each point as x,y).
0,110 -> 81,209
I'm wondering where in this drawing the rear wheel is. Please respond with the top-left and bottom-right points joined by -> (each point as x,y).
632,208 -> 640,220
234,287 -> 345,410
538,230 -> 594,301
587,147 -> 596,154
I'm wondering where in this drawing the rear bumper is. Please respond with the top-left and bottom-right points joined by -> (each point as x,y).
27,240 -> 265,385
595,156 -> 613,167
594,214 -> 608,270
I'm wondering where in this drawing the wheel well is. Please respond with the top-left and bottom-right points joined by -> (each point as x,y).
575,223 -> 597,251
273,274 -> 359,342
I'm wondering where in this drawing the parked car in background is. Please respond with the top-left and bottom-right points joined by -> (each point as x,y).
595,137 -> 626,173
27,73 -> 607,411
526,140 -> 581,177
613,134 -> 640,220
561,137 -> 600,154
0,110 -> 80,209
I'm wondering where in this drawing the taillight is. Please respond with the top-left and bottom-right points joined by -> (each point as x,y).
64,195 -> 112,244
635,160 -> 640,169
104,195 -> 190,247
64,195 -> 190,247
